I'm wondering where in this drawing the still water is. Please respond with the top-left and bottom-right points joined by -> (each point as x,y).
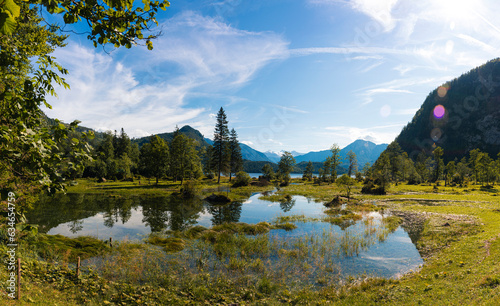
28,191 -> 423,279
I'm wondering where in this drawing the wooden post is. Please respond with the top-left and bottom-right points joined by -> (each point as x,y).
76,256 -> 80,277
17,258 -> 21,300
109,237 -> 113,248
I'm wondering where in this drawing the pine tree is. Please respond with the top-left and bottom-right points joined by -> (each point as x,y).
170,126 -> 182,182
116,128 -> 131,158
213,107 -> 230,184
229,128 -> 243,182
432,146 -> 444,182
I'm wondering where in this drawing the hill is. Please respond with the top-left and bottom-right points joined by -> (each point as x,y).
133,125 -> 210,149
394,58 -> 500,162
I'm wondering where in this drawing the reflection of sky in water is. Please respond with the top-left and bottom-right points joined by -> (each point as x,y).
46,192 -> 325,240
38,191 -> 423,278
48,207 -> 150,241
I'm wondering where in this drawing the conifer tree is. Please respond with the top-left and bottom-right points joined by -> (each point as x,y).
213,107 -> 230,184
229,128 -> 243,182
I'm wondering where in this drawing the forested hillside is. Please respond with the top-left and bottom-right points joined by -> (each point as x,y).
396,58 -> 500,162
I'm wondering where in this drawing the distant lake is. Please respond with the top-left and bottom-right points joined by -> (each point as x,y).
247,173 -> 317,179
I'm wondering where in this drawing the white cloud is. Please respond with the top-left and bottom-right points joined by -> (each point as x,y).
308,0 -> 398,31
350,0 -> 399,32
241,140 -> 254,146
44,11 -> 289,137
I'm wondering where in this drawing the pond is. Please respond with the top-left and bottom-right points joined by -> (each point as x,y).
28,191 -> 423,280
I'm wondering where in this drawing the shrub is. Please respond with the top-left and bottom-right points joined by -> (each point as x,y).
232,171 -> 252,187
180,180 -> 198,198
361,180 -> 386,195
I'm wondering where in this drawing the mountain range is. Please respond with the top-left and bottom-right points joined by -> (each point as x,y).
263,150 -> 304,163
129,126 -> 387,168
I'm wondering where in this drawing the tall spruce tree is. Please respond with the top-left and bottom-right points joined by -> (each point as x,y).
229,128 -> 243,182
213,107 -> 230,184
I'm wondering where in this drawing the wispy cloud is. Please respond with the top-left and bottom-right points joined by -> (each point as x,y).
309,0 -> 398,31
45,11 -> 289,137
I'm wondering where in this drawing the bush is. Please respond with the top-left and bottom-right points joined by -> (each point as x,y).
180,180 -> 198,198
361,180 -> 386,195
407,172 -> 422,185
232,171 -> 251,187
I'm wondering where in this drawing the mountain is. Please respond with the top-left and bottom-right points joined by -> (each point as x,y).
263,151 -> 281,163
264,150 -> 304,163
240,143 -> 272,162
294,150 -> 330,163
133,125 -> 210,148
340,140 -> 388,167
204,138 -> 271,162
294,140 -> 388,167
394,58 -> 500,162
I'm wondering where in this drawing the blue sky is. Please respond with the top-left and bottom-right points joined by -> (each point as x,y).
44,0 -> 500,153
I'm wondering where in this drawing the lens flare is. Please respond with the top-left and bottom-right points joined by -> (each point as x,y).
437,86 -> 448,98
431,128 -> 442,141
433,105 -> 445,119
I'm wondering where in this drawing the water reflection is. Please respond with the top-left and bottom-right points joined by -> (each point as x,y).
206,202 -> 242,225
279,198 -> 296,212
28,191 -> 325,240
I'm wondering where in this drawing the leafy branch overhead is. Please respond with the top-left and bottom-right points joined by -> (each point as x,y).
1,0 -> 169,49
0,0 -> 168,212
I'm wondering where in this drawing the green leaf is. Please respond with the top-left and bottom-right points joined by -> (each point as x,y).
0,12 -> 17,35
4,0 -> 20,18
146,40 -> 153,50
71,138 -> 79,145
142,0 -> 150,11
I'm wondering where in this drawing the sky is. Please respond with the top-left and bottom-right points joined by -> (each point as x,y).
43,0 -> 500,153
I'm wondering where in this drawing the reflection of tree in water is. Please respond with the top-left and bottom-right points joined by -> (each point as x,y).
207,201 -> 243,226
141,197 -> 171,232
27,193 -> 205,235
279,199 -> 296,213
68,220 -> 84,234
141,196 -> 204,232
118,198 -> 133,224
102,197 -> 136,228
168,196 -> 203,232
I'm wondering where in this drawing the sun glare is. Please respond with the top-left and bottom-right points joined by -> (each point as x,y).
435,0 -> 479,22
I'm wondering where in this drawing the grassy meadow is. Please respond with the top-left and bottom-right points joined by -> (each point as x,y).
1,177 -> 500,305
